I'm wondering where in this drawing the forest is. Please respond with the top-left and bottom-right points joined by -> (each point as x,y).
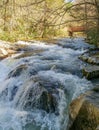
0,0 -> 99,46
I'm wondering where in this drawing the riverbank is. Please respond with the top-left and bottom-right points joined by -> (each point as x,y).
68,44 -> 99,130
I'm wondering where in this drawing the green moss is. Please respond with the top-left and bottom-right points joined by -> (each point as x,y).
92,86 -> 99,92
70,102 -> 99,130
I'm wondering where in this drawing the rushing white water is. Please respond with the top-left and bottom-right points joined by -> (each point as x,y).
0,38 -> 93,130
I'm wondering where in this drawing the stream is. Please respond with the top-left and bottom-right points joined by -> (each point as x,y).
0,38 -> 94,130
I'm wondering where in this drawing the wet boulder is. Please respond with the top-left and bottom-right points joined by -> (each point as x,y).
35,80 -> 60,114
82,65 -> 99,79
93,86 -> 99,92
20,78 -> 60,114
24,88 -> 59,114
79,48 -> 99,65
69,101 -> 99,130
80,48 -> 99,79
0,48 -> 8,59
0,41 -> 17,60
38,91 -> 58,114
69,87 -> 99,130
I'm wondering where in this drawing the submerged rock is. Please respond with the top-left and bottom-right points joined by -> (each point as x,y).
15,77 -> 60,114
23,88 -> 59,114
39,91 -> 58,114
8,64 -> 28,78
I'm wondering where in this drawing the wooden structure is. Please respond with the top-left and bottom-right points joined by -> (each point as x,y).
68,26 -> 86,37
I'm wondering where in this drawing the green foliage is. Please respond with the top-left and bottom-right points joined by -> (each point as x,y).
66,2 -> 73,8
0,0 -> 68,42
0,0 -> 99,43
87,28 -> 99,46
0,30 -> 34,42
0,31 -> 17,42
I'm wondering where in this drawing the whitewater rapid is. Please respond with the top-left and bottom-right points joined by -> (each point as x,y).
0,38 -> 93,130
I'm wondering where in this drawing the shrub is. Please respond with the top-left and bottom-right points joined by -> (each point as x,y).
86,28 -> 99,47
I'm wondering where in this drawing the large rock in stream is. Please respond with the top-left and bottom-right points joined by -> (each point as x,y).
82,65 -> 99,79
69,86 -> 99,130
80,48 -> 99,79
0,40 -> 17,59
80,48 -> 99,65
0,40 -> 44,60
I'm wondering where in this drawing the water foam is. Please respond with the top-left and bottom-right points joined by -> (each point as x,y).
0,39 -> 93,130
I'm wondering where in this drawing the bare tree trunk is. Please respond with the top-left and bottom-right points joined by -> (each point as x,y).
40,1 -> 47,38
3,0 -> 10,31
84,0 -> 88,38
3,1 -> 7,31
94,0 -> 99,46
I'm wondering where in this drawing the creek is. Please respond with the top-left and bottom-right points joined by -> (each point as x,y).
0,38 -> 94,130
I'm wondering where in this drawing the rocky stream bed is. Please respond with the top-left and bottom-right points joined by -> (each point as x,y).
0,38 -> 99,130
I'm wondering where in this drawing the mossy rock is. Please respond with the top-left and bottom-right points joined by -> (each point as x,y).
93,86 -> 99,92
69,100 -> 99,130
82,65 -> 99,79
79,48 -> 99,65
69,91 -> 99,130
